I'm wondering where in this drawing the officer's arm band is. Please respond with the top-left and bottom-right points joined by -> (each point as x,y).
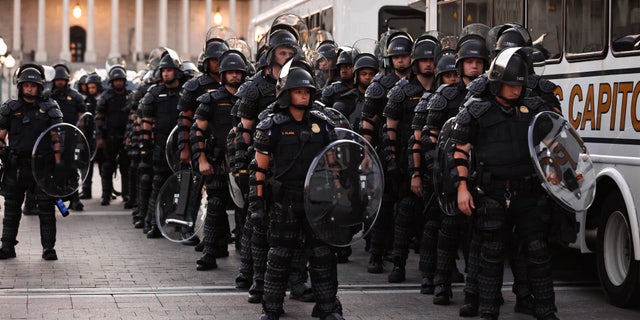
410,148 -> 421,154
454,159 -> 469,168
237,127 -> 252,134
141,119 -> 154,125
384,127 -> 397,133
456,176 -> 468,182
410,167 -> 421,174
140,129 -> 152,136
254,167 -> 268,174
360,128 -> 375,137
428,131 -> 439,139
194,127 -> 206,136
191,136 -> 205,144
179,114 -> 192,122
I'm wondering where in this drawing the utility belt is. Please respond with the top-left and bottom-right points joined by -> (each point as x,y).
8,151 -> 33,167
480,172 -> 542,196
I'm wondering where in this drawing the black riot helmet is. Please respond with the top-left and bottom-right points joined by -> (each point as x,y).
17,63 -> 46,95
159,48 -> 184,80
52,63 -> 71,81
266,28 -> 299,68
336,48 -> 355,67
276,60 -> 317,108
85,72 -> 104,92
182,61 -> 200,80
219,49 -> 248,84
496,24 -> 532,53
488,47 -> 528,101
435,50 -> 457,86
386,31 -> 414,65
108,65 -> 127,83
316,40 -> 338,61
411,34 -> 439,75
202,38 -> 230,73
353,53 -> 379,85
455,38 -> 489,78
196,51 -> 206,73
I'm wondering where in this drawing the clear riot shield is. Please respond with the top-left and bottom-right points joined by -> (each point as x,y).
529,111 -> 596,211
165,125 -> 183,173
77,112 -> 98,160
155,169 -> 205,242
32,123 -> 91,200
433,117 -> 459,215
304,138 -> 383,247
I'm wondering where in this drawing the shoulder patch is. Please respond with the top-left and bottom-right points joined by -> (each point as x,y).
467,75 -> 488,95
426,93 -> 447,111
465,97 -> 492,119
403,80 -> 425,97
414,93 -> 432,113
256,77 -> 276,96
364,81 -> 387,99
209,88 -> 229,101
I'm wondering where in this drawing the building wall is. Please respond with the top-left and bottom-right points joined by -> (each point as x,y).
0,0 -> 250,68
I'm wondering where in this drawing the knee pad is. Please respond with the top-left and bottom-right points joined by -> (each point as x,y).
526,239 -> 551,266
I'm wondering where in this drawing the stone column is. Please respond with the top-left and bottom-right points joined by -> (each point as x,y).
159,0 -> 168,47
59,0 -> 71,61
134,0 -> 144,62
230,0 -> 236,32
108,0 -> 120,58
205,0 -> 212,31
12,0 -> 21,60
35,0 -> 47,62
85,0 -> 97,62
181,0 -> 189,58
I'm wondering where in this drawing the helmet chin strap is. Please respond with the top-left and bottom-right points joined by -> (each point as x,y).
290,104 -> 308,111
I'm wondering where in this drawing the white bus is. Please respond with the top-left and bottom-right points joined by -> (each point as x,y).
249,0 -> 640,307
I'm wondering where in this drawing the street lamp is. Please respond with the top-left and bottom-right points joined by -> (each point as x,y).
213,7 -> 223,26
3,54 -> 16,99
73,2 -> 82,19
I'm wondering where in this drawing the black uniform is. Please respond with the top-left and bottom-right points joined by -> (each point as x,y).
138,83 -> 181,234
320,80 -> 352,109
96,87 -> 132,204
452,93 -> 558,319
253,108 -> 342,319
129,81 -> 152,229
423,81 -> 469,301
0,97 -> 63,259
80,91 -> 101,199
333,88 -> 365,130
191,86 -> 236,267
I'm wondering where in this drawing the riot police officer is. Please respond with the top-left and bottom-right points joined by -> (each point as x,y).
424,27 -> 490,305
51,63 -> 86,211
96,65 -> 131,206
232,26 -> 298,302
360,31 -> 413,274
0,64 -> 64,261
139,49 -> 184,238
452,48 -> 559,320
251,63 -> 344,320
191,50 -> 248,270
80,73 -> 104,200
332,53 -> 378,130
384,33 -> 439,283
320,47 -> 355,108
315,40 -> 340,89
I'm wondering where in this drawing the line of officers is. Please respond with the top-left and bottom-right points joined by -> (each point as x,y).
0,19 -> 575,320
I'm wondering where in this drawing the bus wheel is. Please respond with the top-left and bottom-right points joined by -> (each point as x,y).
596,193 -> 640,307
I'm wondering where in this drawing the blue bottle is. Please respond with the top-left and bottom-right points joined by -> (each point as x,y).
55,198 -> 69,217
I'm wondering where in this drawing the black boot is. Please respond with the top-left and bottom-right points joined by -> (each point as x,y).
433,284 -> 452,305
42,248 -> 58,261
514,295 -> 536,316
367,254 -> 383,273
388,260 -> 406,283
196,253 -> 217,271
420,277 -> 434,295
146,226 -> 161,238
289,282 -> 314,302
0,247 -> 16,259
459,292 -> 479,317
235,274 -> 252,290
69,199 -> 84,211
248,281 -> 264,304
79,190 -> 92,199
538,312 -> 560,320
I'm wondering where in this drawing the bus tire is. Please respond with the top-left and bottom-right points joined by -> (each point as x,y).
596,192 -> 640,307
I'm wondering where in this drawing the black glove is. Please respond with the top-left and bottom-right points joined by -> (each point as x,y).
248,197 -> 267,228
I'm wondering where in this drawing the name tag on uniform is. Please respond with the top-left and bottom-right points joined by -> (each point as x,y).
159,93 -> 167,97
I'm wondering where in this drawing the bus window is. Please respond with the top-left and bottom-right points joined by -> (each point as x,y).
566,0 -> 606,58
528,0 -> 563,61
493,0 -> 523,26
612,0 -> 640,53
438,0 -> 462,37
463,0 -> 489,26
